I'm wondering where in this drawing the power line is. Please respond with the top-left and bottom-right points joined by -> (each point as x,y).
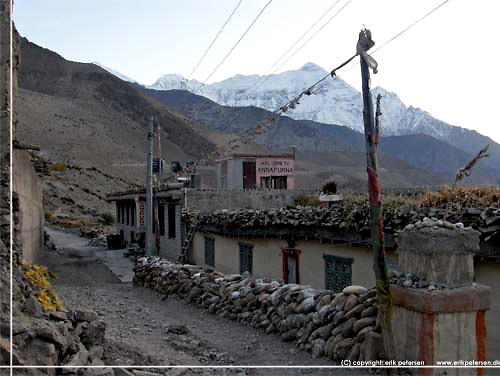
244,0 -> 353,98
339,0 -> 452,75
204,0 -> 451,160
186,0 -> 244,81
221,53 -> 357,152
239,0 -> 342,98
195,0 -> 274,93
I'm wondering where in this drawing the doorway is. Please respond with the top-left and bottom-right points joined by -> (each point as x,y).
282,248 -> 300,284
242,161 -> 256,189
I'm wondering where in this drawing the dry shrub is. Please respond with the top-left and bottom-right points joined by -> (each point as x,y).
294,193 -> 320,207
49,163 -> 66,172
420,185 -> 500,209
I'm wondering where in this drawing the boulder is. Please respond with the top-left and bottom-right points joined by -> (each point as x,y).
358,289 -> 377,303
361,306 -> 378,318
343,286 -> 368,295
353,317 -> 376,333
35,324 -> 67,351
81,320 -> 106,348
345,304 -> 365,319
362,331 -> 384,361
334,337 -> 356,360
344,294 -> 359,312
333,311 -> 345,326
347,342 -> 361,362
311,338 -> 326,359
73,310 -> 98,322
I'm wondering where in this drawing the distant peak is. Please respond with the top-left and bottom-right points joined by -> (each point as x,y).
300,62 -> 324,72
157,73 -> 184,81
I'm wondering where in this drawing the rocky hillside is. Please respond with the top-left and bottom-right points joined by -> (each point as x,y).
16,37 -> 215,184
15,37 -> 216,218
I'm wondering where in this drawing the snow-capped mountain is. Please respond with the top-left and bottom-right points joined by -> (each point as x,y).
147,62 -> 467,140
147,62 -> 500,171
92,62 -> 138,84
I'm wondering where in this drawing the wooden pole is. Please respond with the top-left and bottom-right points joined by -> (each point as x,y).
358,29 -> 397,366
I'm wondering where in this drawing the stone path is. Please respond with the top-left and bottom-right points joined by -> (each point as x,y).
40,227 -> 369,375
94,248 -> 135,283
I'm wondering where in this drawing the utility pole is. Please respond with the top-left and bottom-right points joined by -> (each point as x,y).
145,115 -> 154,256
358,29 -> 397,366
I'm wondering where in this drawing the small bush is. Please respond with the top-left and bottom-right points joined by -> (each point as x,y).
99,212 -> 115,226
321,181 -> 338,194
44,211 -> 54,223
294,194 -> 320,207
49,163 -> 66,172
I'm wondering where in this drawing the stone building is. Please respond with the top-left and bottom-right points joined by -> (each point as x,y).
107,183 -> 184,260
186,206 -> 500,360
216,153 -> 295,191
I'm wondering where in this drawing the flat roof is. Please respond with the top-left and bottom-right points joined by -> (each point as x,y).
107,182 -> 184,201
216,153 -> 295,162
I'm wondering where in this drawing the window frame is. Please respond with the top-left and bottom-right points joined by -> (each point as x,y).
204,237 -> 215,267
239,242 -> 254,275
323,254 -> 353,293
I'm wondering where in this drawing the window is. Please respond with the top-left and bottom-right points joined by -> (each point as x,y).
272,176 -> 287,190
159,205 -> 165,236
204,237 -> 215,267
168,204 -> 176,239
239,243 -> 253,274
117,203 -> 121,223
323,254 -> 353,293
126,203 -> 130,225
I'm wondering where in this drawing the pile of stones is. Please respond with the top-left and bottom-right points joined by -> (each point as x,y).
134,257 -> 384,363
388,270 -> 443,291
8,305 -> 107,375
401,217 -> 476,233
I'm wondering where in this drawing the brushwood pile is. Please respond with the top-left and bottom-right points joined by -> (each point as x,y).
134,257 -> 384,362
190,204 -> 499,252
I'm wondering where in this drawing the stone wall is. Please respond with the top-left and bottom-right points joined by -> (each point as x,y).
134,257 -> 385,363
186,190 -> 298,212
12,149 -> 44,263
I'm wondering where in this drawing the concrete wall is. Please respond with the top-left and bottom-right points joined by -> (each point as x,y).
12,149 -> 44,263
186,190 -> 296,212
192,232 -> 379,290
475,261 -> 500,361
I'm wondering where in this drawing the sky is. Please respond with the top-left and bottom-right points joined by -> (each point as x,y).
13,0 -> 500,144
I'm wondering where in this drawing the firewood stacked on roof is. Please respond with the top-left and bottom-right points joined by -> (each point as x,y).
190,203 -> 500,253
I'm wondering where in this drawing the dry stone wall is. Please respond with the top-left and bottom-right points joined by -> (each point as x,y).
134,257 -> 384,363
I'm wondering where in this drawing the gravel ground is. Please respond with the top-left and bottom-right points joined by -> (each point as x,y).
40,227 -> 371,376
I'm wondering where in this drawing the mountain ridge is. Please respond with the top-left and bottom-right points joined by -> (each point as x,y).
142,88 -> 499,186
140,62 -> 500,172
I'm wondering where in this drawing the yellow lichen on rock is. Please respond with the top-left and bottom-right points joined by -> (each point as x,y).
21,261 -> 63,312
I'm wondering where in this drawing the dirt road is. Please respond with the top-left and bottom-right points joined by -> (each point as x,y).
41,227 -> 369,375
